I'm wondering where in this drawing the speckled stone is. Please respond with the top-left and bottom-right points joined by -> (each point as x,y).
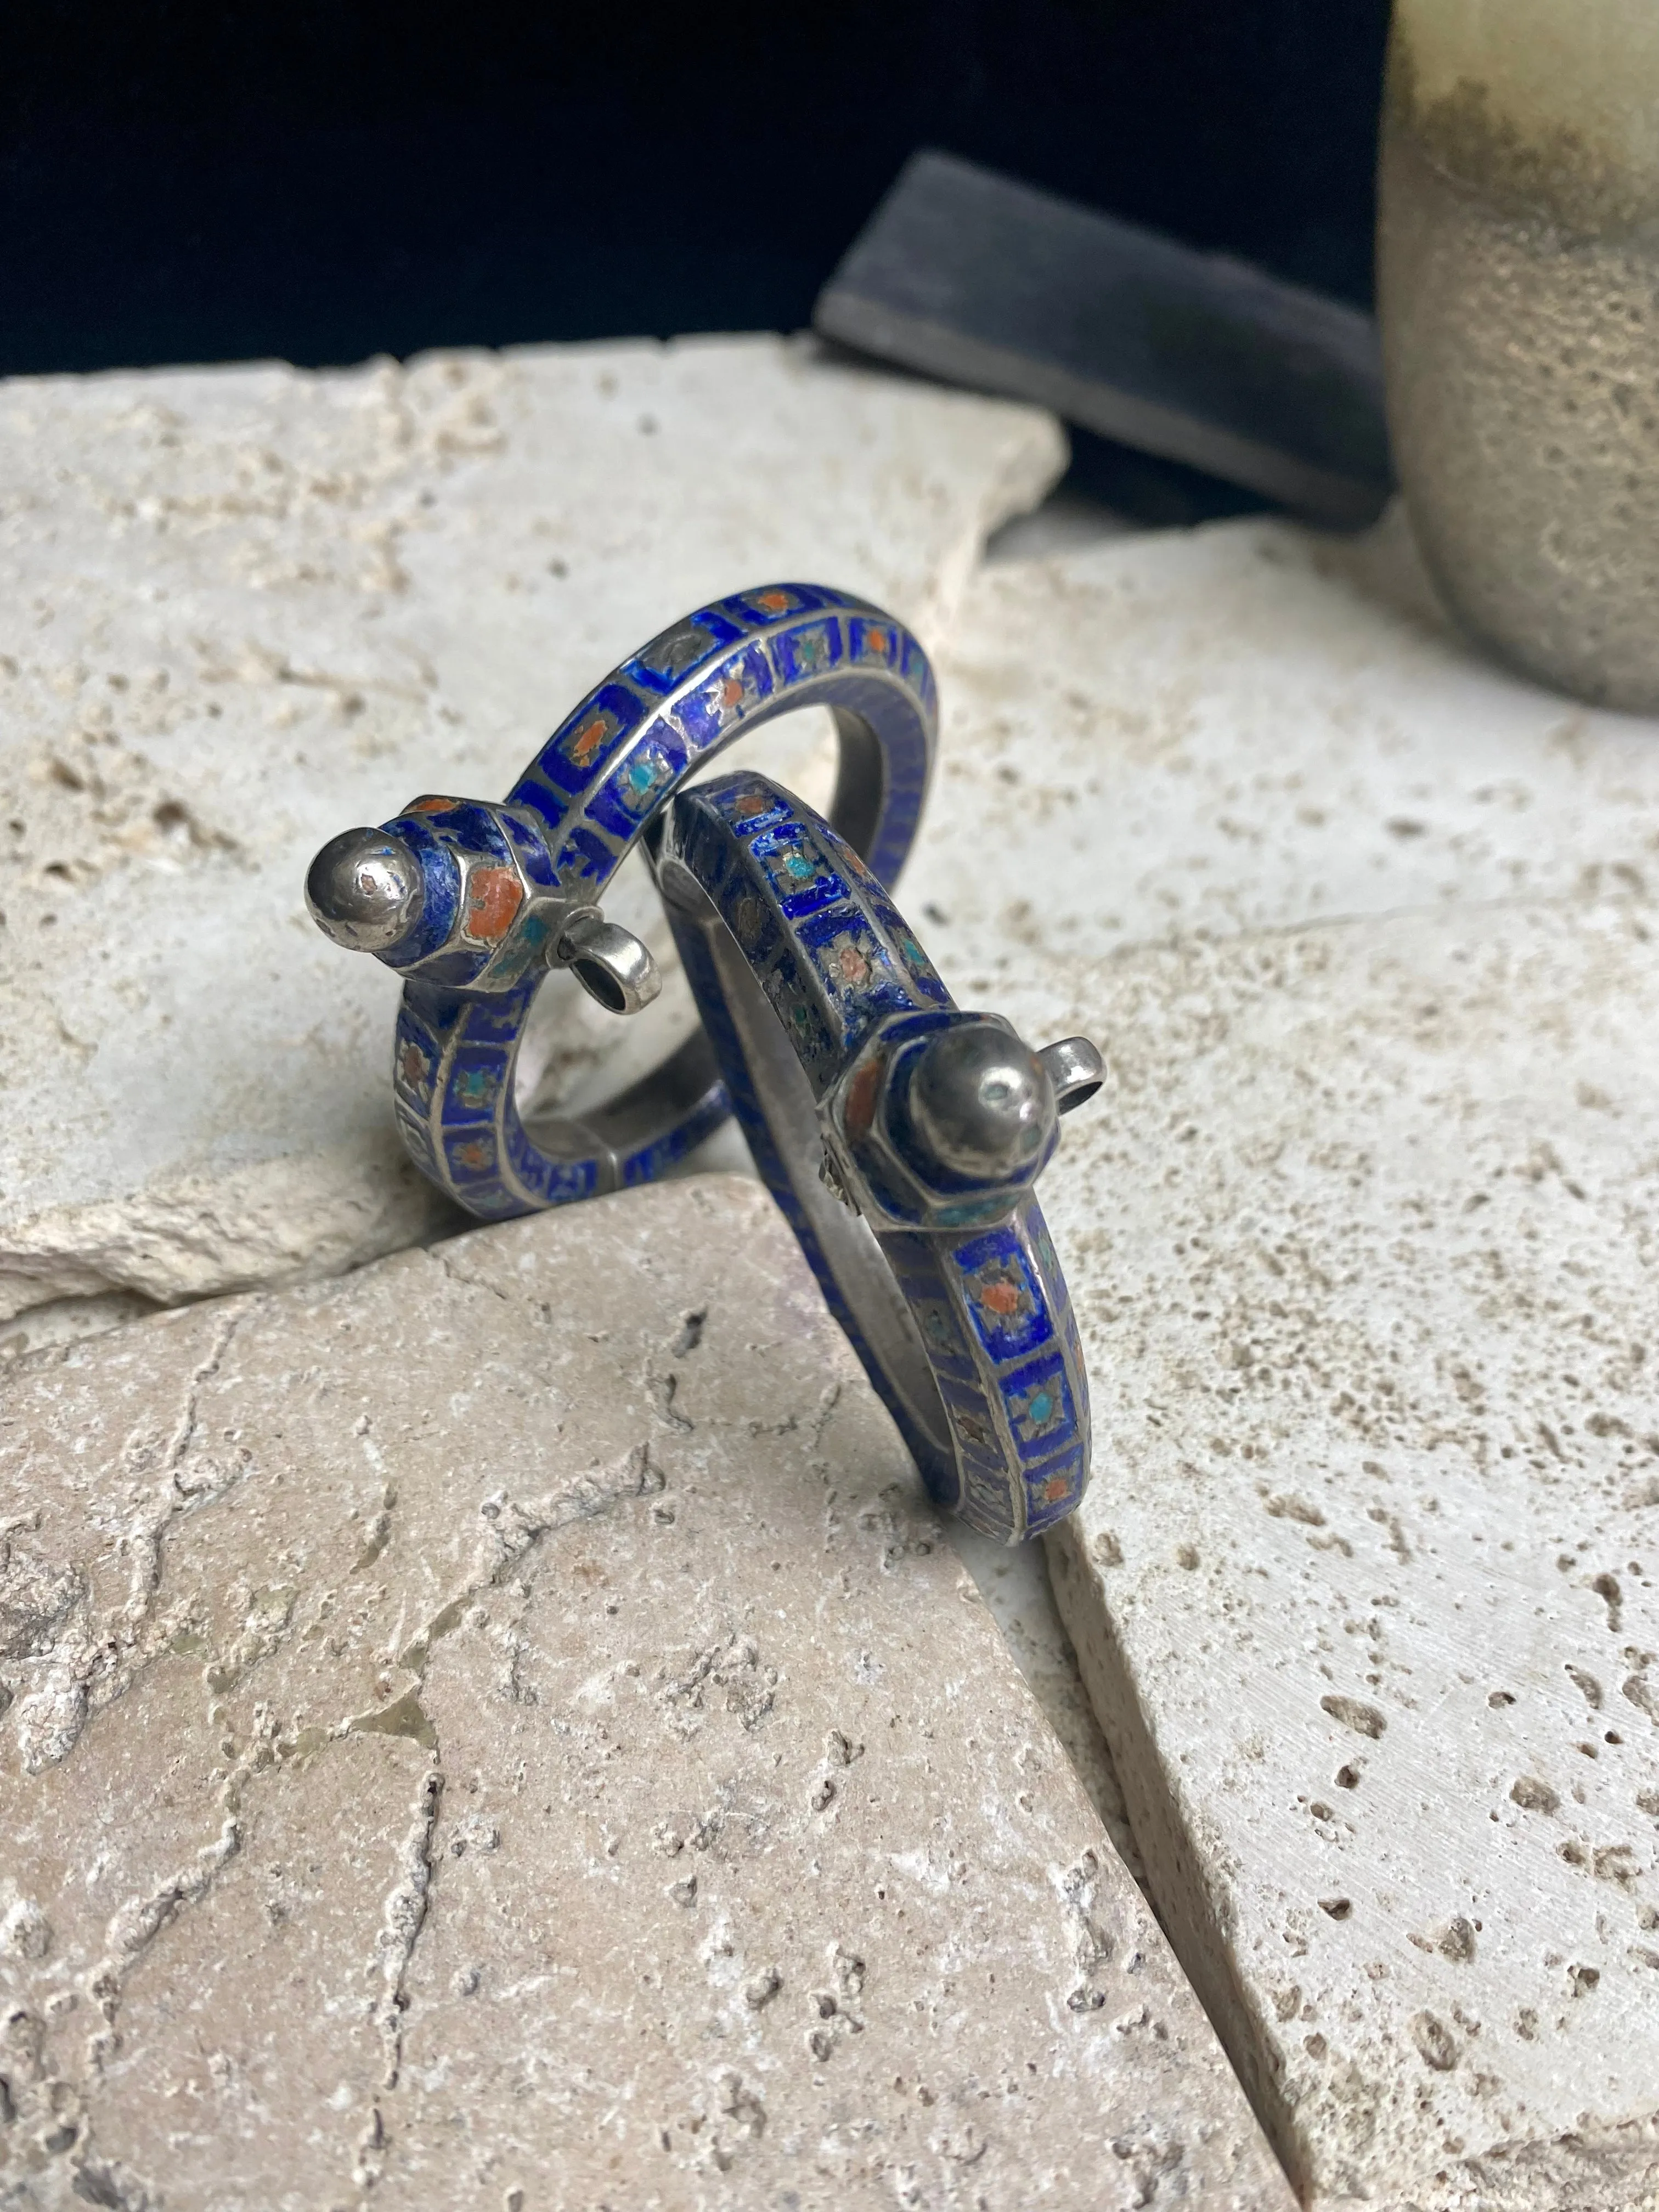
970,901 -> 1659,2212
0,338 -> 1064,1326
905,505 -> 1659,988
890,516 -> 1659,2207
0,1175 -> 1290,2211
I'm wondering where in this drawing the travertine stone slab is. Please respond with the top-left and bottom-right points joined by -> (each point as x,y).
945,1519 -> 1142,1883
0,1175 -> 1290,2211
990,902 -> 1659,2211
906,505 -> 1659,985
0,338 -> 1064,1323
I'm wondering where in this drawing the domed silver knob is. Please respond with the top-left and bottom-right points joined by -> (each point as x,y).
907,1023 -> 1058,1184
305,830 -> 424,955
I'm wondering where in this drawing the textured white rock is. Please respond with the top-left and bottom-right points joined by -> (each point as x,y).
0,337 -> 1064,1322
0,1175 -> 1289,2210
945,1519 -> 1142,1882
906,503 -> 1659,985
958,900 -> 1659,2203
900,517 -> 1659,2207
1045,902 -> 1659,2208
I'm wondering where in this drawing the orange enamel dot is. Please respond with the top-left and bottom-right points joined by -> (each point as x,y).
843,1056 -> 882,1141
465,866 -> 523,943
570,716 -> 608,765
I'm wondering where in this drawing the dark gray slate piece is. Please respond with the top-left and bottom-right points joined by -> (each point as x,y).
815,149 -> 1392,527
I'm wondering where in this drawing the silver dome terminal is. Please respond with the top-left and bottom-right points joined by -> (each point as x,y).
306,829 -> 425,955
907,1023 -> 1058,1185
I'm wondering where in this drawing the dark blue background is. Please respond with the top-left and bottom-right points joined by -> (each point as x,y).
3,1 -> 1390,377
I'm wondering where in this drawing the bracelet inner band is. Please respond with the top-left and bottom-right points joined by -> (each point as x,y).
514,701 -> 895,1184
658,857 -> 957,1491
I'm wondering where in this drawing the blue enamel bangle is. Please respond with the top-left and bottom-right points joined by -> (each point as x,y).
303,585 -> 935,1219
651,769 -> 1103,1544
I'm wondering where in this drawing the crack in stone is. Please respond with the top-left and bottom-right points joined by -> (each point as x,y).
84,1816 -> 242,2074
393,1441 -> 660,1683
332,1440 -> 665,2182
364,1767 -> 443,2131
431,1245 -> 514,1304
8,1297 -> 262,1775
2,1707 -> 297,2208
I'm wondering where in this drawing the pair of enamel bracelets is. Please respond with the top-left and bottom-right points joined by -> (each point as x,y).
307,585 -> 1100,1543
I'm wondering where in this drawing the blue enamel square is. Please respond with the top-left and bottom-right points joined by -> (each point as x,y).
725,584 -> 826,626
586,725 -> 689,839
417,799 -> 509,864
798,907 -> 918,1024
760,952 -> 838,1082
505,1119 -> 599,1206
847,614 -> 898,665
625,609 -> 746,695
553,823 -> 620,889
463,986 -> 536,1046
1023,1443 -> 1087,1531
1001,1351 -> 1076,1460
779,870 -> 848,923
443,1126 -> 499,1184
952,1229 -> 1051,1361
672,644 -> 775,751
399,979 -> 469,1041
445,1048 -> 507,1125
501,811 -> 557,888
520,684 -> 647,800
403,946 -> 496,990
751,827 -> 844,918
719,788 -> 794,841
773,619 -> 843,686
619,1111 -> 704,1185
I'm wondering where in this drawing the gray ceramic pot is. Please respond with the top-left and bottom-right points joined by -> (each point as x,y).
1377,0 -> 1659,713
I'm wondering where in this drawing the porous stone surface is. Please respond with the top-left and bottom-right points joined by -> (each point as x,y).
905,504 -> 1659,981
906,603 -> 1659,2200
0,1174 -> 1291,2211
1035,901 -> 1659,2210
0,337 -> 1064,1324
905,518 -> 1659,2208
944,1520 -> 1141,1883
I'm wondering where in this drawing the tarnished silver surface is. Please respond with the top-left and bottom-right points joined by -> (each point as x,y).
300,585 -> 939,1222
305,828 -> 424,955
555,909 -> 662,1018
655,769 -> 1101,1543
1037,1035 -> 1105,1114
907,1023 -> 1058,1183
